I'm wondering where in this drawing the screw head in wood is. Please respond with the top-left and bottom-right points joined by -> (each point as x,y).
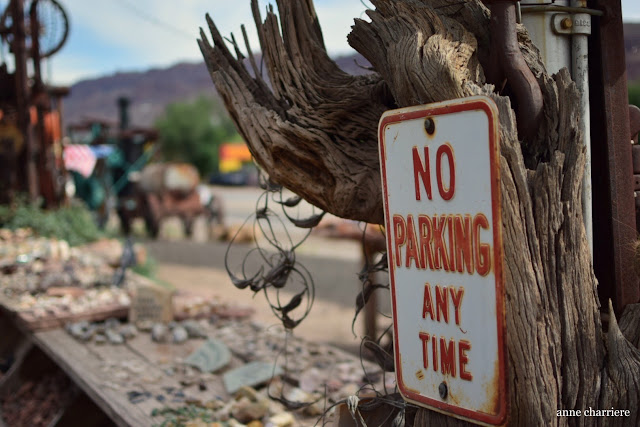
439,381 -> 448,399
424,117 -> 435,135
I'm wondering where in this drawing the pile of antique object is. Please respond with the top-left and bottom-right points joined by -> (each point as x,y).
0,228 -> 390,426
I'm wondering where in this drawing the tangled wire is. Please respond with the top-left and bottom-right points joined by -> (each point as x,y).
224,173 -> 323,330
224,172 -> 419,425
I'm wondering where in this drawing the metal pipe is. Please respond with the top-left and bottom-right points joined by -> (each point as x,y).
117,97 -> 130,131
486,0 -> 544,140
519,0 -> 593,257
571,1 -> 593,257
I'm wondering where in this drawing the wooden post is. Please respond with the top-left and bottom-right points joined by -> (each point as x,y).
11,0 -> 38,200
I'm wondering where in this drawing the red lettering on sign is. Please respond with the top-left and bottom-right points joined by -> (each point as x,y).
390,213 -> 491,275
432,215 -> 450,271
473,214 -> 491,276
393,215 -> 406,268
418,333 -> 473,380
432,335 -> 438,372
459,340 -> 473,381
454,214 -> 474,274
418,215 -> 435,270
405,214 -> 421,269
419,332 -> 430,369
422,283 -> 435,321
449,286 -> 465,326
435,285 -> 449,323
440,337 -> 457,377
447,216 -> 455,272
436,143 -> 455,200
413,146 -> 432,201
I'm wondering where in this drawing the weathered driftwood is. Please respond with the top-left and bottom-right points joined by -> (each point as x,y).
199,0 -> 392,224
199,0 -> 640,425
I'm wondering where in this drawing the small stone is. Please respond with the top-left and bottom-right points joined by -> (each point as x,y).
204,400 -> 223,410
227,420 -> 247,427
172,326 -> 188,344
105,329 -> 124,345
66,321 -> 90,339
231,397 -> 269,423
79,325 -> 97,342
268,412 -> 295,427
104,317 -> 121,330
181,320 -> 207,339
119,324 -> 138,340
283,387 -> 313,404
299,367 -> 324,393
247,421 -> 263,427
223,362 -> 283,395
151,323 -> 169,343
283,387 -> 323,415
234,386 -> 259,402
94,334 -> 107,345
184,339 -> 231,373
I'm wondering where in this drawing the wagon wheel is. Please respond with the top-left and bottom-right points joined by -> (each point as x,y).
0,0 -> 69,58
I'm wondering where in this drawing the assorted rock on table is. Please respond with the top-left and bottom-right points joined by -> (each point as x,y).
60,315 -> 391,427
0,229 -> 140,330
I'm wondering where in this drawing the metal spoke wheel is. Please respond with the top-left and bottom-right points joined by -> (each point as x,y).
0,0 -> 69,58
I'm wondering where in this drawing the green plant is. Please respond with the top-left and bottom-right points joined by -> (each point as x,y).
155,96 -> 239,177
0,197 -> 104,246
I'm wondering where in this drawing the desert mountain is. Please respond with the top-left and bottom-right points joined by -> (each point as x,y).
63,54 -> 373,129
63,24 -> 640,129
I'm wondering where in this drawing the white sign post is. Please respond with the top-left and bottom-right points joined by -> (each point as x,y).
378,96 -> 507,426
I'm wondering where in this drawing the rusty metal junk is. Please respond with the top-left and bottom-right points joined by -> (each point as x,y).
136,163 -> 201,196
483,0 -> 544,142
0,0 -> 70,206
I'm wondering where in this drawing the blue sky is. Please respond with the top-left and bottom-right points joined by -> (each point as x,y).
2,0 -> 638,86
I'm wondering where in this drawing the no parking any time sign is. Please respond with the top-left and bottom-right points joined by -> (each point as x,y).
378,96 -> 507,426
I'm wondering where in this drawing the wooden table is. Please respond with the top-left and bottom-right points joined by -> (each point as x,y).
0,305 -> 378,427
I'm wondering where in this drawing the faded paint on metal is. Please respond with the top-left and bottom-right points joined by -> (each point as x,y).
521,0 -> 571,75
378,96 -> 507,426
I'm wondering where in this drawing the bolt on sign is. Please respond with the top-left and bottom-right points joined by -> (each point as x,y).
378,96 -> 507,426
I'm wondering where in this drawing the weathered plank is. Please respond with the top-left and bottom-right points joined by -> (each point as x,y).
32,330 -> 154,427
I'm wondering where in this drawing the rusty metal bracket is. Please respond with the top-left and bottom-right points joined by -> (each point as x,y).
551,13 -> 592,35
483,0 -> 544,140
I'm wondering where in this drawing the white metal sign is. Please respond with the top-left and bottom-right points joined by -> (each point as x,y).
378,96 -> 507,426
